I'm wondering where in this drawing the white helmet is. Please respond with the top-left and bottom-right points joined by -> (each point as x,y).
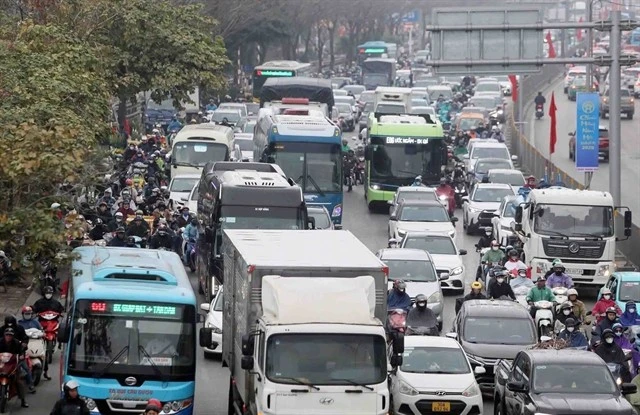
51,202 -> 61,209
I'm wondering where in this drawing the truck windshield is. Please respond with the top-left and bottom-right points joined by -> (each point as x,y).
533,364 -> 617,394
463,317 -> 535,345
68,300 -> 195,378
533,204 -> 614,238
220,206 -> 303,230
401,346 -> 470,374
266,333 -> 387,386
269,142 -> 342,193
619,281 -> 640,302
173,142 -> 228,167
384,259 -> 437,282
369,136 -> 446,183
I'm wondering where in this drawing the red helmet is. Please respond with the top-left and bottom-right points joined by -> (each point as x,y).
21,306 -> 33,314
145,398 -> 162,412
125,179 -> 133,186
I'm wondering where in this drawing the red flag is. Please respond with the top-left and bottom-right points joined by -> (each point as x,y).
546,31 -> 556,58
549,92 -> 558,155
508,75 -> 518,103
577,17 -> 583,41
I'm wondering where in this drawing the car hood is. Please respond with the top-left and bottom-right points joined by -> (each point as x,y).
468,201 -> 501,211
396,221 -> 454,234
429,254 -> 463,270
462,340 -> 535,360
399,371 -> 474,392
533,393 -> 632,414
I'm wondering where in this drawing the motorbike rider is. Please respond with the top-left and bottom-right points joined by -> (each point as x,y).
487,268 -> 516,300
182,218 -> 199,264
524,175 -> 537,189
139,136 -> 154,154
593,307 -> 622,347
96,188 -> 116,210
149,224 -> 174,250
595,328 -> 632,383
545,259 -> 574,288
566,288 -> 588,324
123,143 -> 137,161
435,177 -> 456,215
407,294 -> 439,335
176,206 -> 192,228
49,379 -> 90,415
555,301 -> 579,333
115,200 -> 136,221
411,175 -> 423,187
1,315 -> 28,346
343,149 -> 357,192
89,218 -> 109,241
107,227 -> 127,247
558,318 -> 588,348
504,249 -> 526,273
621,301 -> 640,327
387,280 -> 412,313
526,276 -> 556,318
341,139 -> 350,153
18,307 -> 42,331
510,267 -> 534,290
474,121 -> 488,138
534,92 -> 546,112
455,281 -> 487,314
0,328 -> 29,407
167,117 -> 183,132
131,149 -> 146,164
592,288 -> 621,324
126,211 -> 150,240
475,228 -> 493,251
481,240 -> 505,265
107,211 -> 126,232
490,126 -> 504,142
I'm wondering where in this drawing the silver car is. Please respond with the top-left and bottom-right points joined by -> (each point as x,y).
307,206 -> 334,230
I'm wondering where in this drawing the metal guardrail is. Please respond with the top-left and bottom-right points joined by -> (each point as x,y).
504,56 -> 640,270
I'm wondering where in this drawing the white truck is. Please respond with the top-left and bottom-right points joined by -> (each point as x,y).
201,229 -> 396,415
513,187 -> 632,286
373,87 -> 412,114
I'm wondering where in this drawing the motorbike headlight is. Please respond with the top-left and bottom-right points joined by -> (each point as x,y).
462,382 -> 480,397
399,380 -> 419,396
428,291 -> 443,304
451,266 -> 463,276
331,204 -> 342,218
598,264 -> 611,277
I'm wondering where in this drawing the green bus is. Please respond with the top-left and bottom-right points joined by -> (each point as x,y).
252,61 -> 312,101
364,114 -> 447,211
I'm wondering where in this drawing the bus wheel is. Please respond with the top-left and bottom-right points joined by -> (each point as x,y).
368,202 -> 375,212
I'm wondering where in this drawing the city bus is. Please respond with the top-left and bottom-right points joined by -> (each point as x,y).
254,113 -> 344,226
364,114 -> 446,211
252,60 -> 313,101
59,247 -> 197,415
357,41 -> 398,64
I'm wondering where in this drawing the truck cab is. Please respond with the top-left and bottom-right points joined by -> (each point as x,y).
513,187 -> 632,286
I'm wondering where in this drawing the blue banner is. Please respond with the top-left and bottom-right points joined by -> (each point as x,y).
401,11 -> 419,23
575,92 -> 600,171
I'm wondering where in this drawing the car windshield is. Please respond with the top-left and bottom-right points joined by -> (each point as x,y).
246,103 -> 259,115
414,79 -> 438,88
412,99 -> 428,107
269,142 -> 342,193
489,172 -> 525,186
463,317 -> 536,345
308,209 -> 332,229
170,177 -> 198,193
211,111 -> 241,123
68,300 -> 195,378
401,346 -> 470,374
402,236 -> 457,255
266,333 -> 387,386
411,107 -> 435,116
213,292 -> 223,312
458,118 -> 483,131
172,142 -> 228,167
476,83 -> 501,93
619,281 -> 640,302
375,103 -> 405,114
399,205 -> 449,222
470,98 -> 495,108
475,161 -> 512,175
242,122 -> 256,133
383,259 -> 437,282
363,102 -> 374,112
362,73 -> 389,87
502,200 -> 517,218
472,187 -> 514,202
219,104 -> 246,115
337,103 -> 352,114
396,190 -> 437,204
533,364 -> 617,394
533,204 -> 614,238
235,139 -> 253,151
471,147 -> 510,160
220,206 -> 303,230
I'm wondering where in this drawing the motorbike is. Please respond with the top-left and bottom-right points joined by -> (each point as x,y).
343,168 -> 355,192
38,311 -> 60,364
606,349 -> 633,387
0,353 -> 19,413
24,328 -> 45,386
513,285 -> 530,308
535,104 -> 544,120
355,157 -> 365,185
387,309 -> 407,336
551,286 -> 569,313
405,311 -> 439,336
453,180 -> 467,207
533,300 -> 555,339
183,237 -> 197,273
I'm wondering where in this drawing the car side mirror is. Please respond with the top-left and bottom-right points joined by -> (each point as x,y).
241,334 -> 254,356
474,366 -> 486,375
392,333 -> 405,354
390,355 -> 403,368
624,210 -> 632,229
461,196 -> 469,203
451,217 -> 458,223
459,249 -> 467,255
387,200 -> 394,206
389,215 -> 397,221
241,356 -> 254,371
200,303 -> 210,312
506,380 -> 528,393
622,383 -> 638,395
199,327 -> 213,348
439,272 -> 450,281
445,332 -> 457,339
511,155 -> 518,161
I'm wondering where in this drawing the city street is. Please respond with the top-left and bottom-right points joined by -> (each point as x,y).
530,79 -> 640,219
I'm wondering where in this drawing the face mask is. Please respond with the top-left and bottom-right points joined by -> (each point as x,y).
604,295 -> 611,300
567,327 -> 575,333
630,308 -> 637,314
116,217 -> 123,222
563,309 -> 571,315
605,337 -> 614,344
417,302 -> 426,307
491,246 -> 499,251
44,294 -> 52,300
398,288 -> 405,293
23,314 -> 32,320
616,331 -> 623,337
497,278 -> 505,283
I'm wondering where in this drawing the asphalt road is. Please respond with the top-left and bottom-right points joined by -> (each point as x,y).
529,79 -> 640,219
11,131 -> 599,415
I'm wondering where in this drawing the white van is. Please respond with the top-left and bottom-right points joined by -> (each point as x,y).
170,124 -> 234,176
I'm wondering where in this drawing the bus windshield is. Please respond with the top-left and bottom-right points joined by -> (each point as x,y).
533,204 -> 614,238
220,206 -> 304,230
68,300 -> 195,378
172,142 -> 228,167
269,142 -> 342,193
369,136 -> 445,183
362,73 -> 389,88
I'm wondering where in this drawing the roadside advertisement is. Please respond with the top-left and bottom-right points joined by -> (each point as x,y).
575,92 -> 599,171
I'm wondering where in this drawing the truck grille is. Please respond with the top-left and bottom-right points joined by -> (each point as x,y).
542,239 -> 606,259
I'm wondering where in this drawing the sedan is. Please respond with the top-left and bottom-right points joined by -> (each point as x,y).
200,287 -> 223,356
387,186 -> 445,216
232,134 -> 254,162
307,206 -> 334,230
168,174 -> 200,209
486,169 -> 525,192
462,183 -> 515,235
398,231 -> 467,293
336,103 -> 355,131
491,195 -> 519,246
389,200 -> 457,241
469,158 -> 514,183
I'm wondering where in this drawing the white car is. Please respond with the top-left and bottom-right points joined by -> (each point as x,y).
168,174 -> 200,209
389,200 -> 457,241
200,287 -> 223,356
492,195 -> 519,246
390,336 -> 484,415
399,231 -> 467,293
388,186 -> 447,216
464,142 -> 516,174
307,206 -> 334,230
218,102 -> 248,118
486,168 -> 525,193
177,182 -> 198,212
462,183 -> 515,235
232,133 -> 254,162
564,66 -> 586,93
470,158 -> 515,184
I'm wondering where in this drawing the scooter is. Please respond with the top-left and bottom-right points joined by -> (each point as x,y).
24,328 -> 45,386
38,311 -> 60,364
535,104 -> 544,120
533,300 -> 555,339
184,238 -> 196,273
0,353 -> 19,413
551,286 -> 569,313
355,157 -> 365,185
405,310 -> 440,336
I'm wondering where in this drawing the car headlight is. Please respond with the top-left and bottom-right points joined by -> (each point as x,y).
331,204 -> 342,218
206,322 -> 222,334
598,264 -> 612,277
468,206 -> 481,213
462,382 -> 480,397
450,266 -> 463,276
428,291 -> 443,304
399,380 -> 419,396
397,230 -> 407,238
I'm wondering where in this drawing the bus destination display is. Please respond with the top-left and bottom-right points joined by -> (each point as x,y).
90,301 -> 178,318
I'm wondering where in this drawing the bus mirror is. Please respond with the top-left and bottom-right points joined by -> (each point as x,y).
515,206 -> 523,223
58,321 -> 70,344
390,355 -> 403,368
624,211 -> 632,229
364,145 -> 372,161
241,356 -> 254,371
199,328 -> 213,348
242,334 -> 254,356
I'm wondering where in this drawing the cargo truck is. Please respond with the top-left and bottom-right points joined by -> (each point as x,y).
199,229 -> 397,415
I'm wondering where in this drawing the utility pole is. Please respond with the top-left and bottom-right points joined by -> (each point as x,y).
561,0 -> 571,57
586,0 -> 593,92
609,9 -> 622,207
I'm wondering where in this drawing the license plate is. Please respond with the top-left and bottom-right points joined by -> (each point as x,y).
566,268 -> 584,275
432,402 -> 450,412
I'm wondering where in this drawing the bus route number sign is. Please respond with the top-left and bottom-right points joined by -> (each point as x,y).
385,137 -> 429,145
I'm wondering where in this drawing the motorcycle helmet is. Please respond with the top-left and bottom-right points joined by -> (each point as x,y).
612,322 -> 625,337
602,328 -> 615,344
145,398 -> 162,414
21,306 -> 33,320
4,315 -> 17,326
126,236 -> 137,247
190,218 -> 198,227
43,285 -> 54,299
564,317 -> 577,332
560,301 -> 573,315
471,281 -> 482,291
415,294 -> 427,309
3,327 -> 15,337
605,306 -> 618,317
508,249 -> 519,259
567,288 -> 578,300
